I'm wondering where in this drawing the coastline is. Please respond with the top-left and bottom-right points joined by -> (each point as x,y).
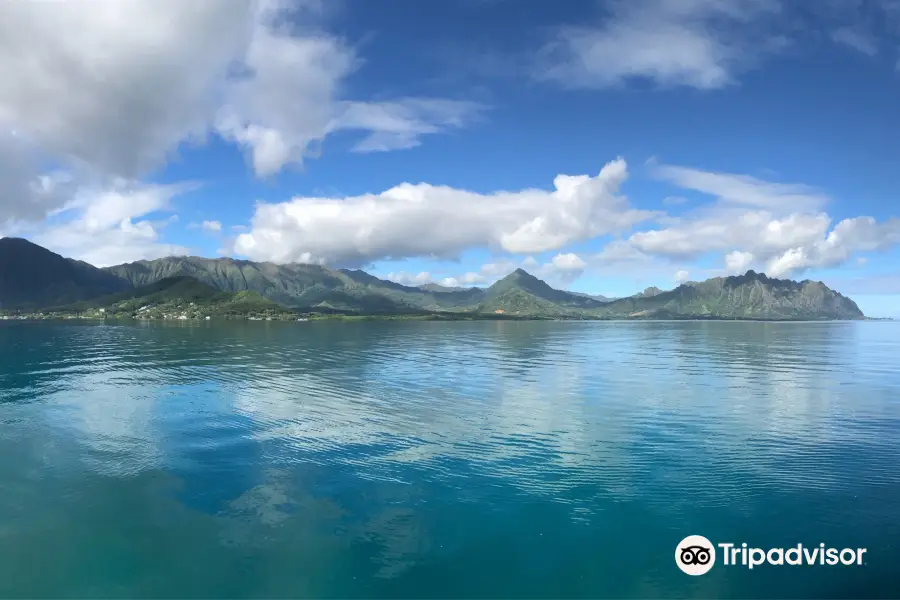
0,312 -> 884,323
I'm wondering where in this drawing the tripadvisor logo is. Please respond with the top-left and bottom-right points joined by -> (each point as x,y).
675,535 -> 716,576
675,535 -> 867,576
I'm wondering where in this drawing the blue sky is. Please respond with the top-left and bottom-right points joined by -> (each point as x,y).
1,0 -> 899,316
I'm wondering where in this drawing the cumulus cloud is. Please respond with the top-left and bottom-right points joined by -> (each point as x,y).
232,158 -> 654,265
535,252 -> 587,286
0,0 -> 251,180
674,269 -> 690,283
0,0 -> 484,224
625,211 -> 830,260
30,182 -> 196,267
536,0 -> 785,90
549,252 -> 587,270
214,1 -> 483,176
763,217 -> 900,276
213,2 -> 353,177
596,165 -> 900,279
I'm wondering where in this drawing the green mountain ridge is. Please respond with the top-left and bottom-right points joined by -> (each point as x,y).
592,270 -> 863,320
0,238 -> 866,320
0,237 -> 130,309
46,276 -> 294,319
102,255 -> 481,313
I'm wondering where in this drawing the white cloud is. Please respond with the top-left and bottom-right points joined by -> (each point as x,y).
550,252 -> 587,270
653,163 -> 828,212
831,27 -> 878,55
724,250 -> 755,274
0,0 -> 251,180
0,0 -> 484,224
595,165 -> 900,279
381,253 -> 592,290
391,253 -> 592,290
337,99 -> 485,153
30,182 -> 195,267
213,3 -> 355,177
536,0 -> 784,90
533,252 -> 587,287
232,158 -> 654,265
384,269 -> 494,290
435,260 -> 520,288
533,0 -> 900,91
439,272 -> 489,288
763,216 -> 900,277
625,211 -> 830,259
214,2 -> 483,176
0,132 -> 79,223
201,220 -> 223,233
674,269 -> 690,283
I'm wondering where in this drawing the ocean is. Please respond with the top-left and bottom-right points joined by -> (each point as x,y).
1,320 -> 897,598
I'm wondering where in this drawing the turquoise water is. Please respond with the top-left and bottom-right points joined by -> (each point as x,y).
0,320 -> 898,598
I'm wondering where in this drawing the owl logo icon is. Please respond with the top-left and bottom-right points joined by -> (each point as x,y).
676,535 -> 716,575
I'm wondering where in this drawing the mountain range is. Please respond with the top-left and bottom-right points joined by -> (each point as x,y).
0,237 -> 865,320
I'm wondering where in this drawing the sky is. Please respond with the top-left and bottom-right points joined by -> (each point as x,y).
1,0 -> 899,317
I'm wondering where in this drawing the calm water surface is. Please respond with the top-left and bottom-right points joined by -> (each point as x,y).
0,320 -> 898,598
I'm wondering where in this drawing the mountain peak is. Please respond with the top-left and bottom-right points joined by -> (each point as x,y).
742,269 -> 769,281
0,237 -> 67,261
0,237 -> 41,249
501,267 -> 538,281
0,237 -> 129,309
489,268 -> 545,290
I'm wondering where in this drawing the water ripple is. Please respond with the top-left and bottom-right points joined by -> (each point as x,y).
1,320 -> 899,597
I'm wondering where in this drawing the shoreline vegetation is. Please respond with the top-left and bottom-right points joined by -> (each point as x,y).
0,311 -> 891,323
0,237 -> 871,323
